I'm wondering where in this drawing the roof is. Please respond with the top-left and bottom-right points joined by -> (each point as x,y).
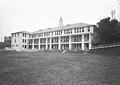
11,22 -> 94,34
33,22 -> 94,34
11,31 -> 32,34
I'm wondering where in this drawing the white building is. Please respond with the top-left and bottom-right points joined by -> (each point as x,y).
11,31 -> 32,51
11,17 -> 95,51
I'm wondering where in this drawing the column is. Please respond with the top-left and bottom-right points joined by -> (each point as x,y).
82,34 -> 84,50
89,33 -> 92,50
32,39 -> 34,49
46,38 -> 48,50
26,39 -> 28,49
49,37 -> 52,50
39,38 -> 40,50
69,36 -> 71,50
58,37 -> 61,50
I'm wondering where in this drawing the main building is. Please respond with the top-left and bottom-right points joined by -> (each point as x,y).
11,17 -> 95,51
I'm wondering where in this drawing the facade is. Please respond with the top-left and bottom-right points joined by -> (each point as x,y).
11,17 -> 95,51
11,31 -> 32,51
4,36 -> 11,43
4,36 -> 11,47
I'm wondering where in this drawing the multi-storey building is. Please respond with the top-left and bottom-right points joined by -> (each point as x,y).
11,17 -> 95,51
4,36 -> 11,43
4,36 -> 11,47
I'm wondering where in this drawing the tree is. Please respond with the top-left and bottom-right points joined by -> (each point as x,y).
93,17 -> 120,45
0,42 -> 5,49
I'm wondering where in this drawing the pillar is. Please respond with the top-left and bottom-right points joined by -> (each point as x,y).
58,37 -> 61,50
50,37 -> 52,50
69,36 -> 71,50
89,33 -> 92,50
46,38 -> 48,50
26,39 -> 28,49
39,39 -> 40,50
82,34 -> 84,50
32,39 -> 34,49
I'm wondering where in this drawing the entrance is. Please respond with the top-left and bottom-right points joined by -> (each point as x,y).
84,43 -> 89,51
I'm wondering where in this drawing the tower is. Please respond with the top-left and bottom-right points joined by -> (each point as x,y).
117,0 -> 120,21
111,10 -> 116,19
58,17 -> 63,27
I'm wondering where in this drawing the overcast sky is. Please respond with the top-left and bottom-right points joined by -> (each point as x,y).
0,0 -> 119,41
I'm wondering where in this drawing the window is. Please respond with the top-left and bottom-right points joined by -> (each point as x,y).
25,39 -> 26,43
84,34 -> 89,41
88,27 -> 90,32
48,38 -> 50,43
34,39 -> 39,44
55,31 -> 62,35
60,30 -> 62,35
44,32 -> 50,36
29,34 -> 31,38
74,28 -> 77,33
64,30 -> 65,34
22,39 -> 24,43
15,39 -> 16,43
28,39 -> 33,44
23,33 -> 26,37
70,29 -> 72,34
76,27 -> 81,33
52,37 -> 59,43
71,35 -> 82,42
38,33 -> 43,37
16,45 -> 19,47
82,27 -> 84,32
32,34 -> 37,38
22,45 -> 24,48
51,32 -> 53,36
61,36 -> 69,42
40,38 -> 46,44
29,34 -> 33,38
55,31 -> 57,35
25,45 -> 26,49
64,29 -> 72,34
25,34 -> 26,37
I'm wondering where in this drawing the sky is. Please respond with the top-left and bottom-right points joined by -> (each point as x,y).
0,0 -> 119,41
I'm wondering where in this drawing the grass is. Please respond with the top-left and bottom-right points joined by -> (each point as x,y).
0,48 -> 120,85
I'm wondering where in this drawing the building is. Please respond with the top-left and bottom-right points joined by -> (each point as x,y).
11,31 -> 32,51
118,0 -> 120,21
11,17 -> 95,51
4,36 -> 11,47
4,36 -> 11,43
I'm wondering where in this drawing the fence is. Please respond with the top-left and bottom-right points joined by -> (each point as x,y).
91,43 -> 120,49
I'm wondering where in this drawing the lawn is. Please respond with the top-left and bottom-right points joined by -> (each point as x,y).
0,49 -> 120,85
